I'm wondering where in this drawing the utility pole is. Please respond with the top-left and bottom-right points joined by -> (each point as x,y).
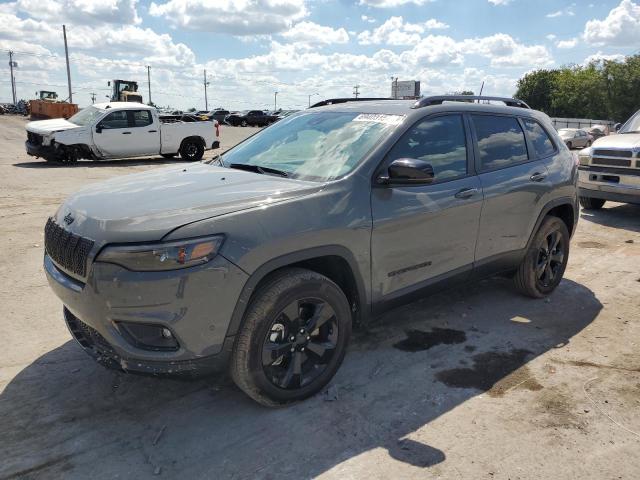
147,65 -> 152,105
203,69 -> 209,111
63,25 -> 72,103
353,85 -> 360,99
8,51 -> 16,105
274,91 -> 278,111
90,92 -> 96,103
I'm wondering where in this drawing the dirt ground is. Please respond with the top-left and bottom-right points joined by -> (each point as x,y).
1,114 -> 639,480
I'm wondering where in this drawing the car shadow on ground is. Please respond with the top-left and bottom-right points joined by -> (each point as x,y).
0,278 -> 601,479
13,157 -> 187,169
580,203 -> 640,233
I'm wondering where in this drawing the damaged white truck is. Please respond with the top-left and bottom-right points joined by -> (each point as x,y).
25,102 -> 220,163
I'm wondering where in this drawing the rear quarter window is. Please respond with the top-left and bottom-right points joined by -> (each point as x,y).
522,119 -> 556,158
472,115 -> 528,171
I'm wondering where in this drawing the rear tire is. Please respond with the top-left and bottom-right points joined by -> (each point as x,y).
180,140 -> 204,161
579,197 -> 605,210
230,268 -> 352,407
514,216 -> 570,298
241,120 -> 248,127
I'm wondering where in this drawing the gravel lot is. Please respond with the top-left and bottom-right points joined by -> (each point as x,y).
1,114 -> 639,480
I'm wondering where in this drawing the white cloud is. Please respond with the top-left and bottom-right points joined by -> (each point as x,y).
358,16 -> 449,46
488,0 -> 511,5
545,34 -> 556,41
281,21 -> 349,45
358,0 -> 433,7
547,4 -> 576,18
361,15 -> 376,23
583,51 -> 627,64
149,0 -> 307,35
16,0 -> 141,25
462,34 -> 553,67
583,0 -> 640,46
556,38 -> 578,49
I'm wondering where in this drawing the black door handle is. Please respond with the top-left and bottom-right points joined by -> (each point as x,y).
122,132 -> 132,135
455,188 -> 479,199
530,172 -> 547,182
148,130 -> 157,133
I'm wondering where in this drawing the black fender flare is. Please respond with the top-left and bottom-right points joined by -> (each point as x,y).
525,195 -> 578,251
224,245 -> 370,338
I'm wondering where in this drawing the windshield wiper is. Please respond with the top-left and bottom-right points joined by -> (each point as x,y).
228,163 -> 289,177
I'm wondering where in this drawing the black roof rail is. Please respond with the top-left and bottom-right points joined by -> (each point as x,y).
412,95 -> 531,109
309,98 -> 398,108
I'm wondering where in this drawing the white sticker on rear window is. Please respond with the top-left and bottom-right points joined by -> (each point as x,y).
352,114 -> 404,125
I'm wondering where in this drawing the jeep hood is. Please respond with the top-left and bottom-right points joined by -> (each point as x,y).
55,163 -> 323,243
592,133 -> 640,150
26,118 -> 79,135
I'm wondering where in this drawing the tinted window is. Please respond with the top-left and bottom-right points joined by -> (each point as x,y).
523,119 -> 555,158
132,110 -> 153,127
100,111 -> 128,129
472,115 -> 528,171
386,115 -> 468,182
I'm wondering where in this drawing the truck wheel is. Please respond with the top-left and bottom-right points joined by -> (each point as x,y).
180,140 -> 204,161
513,216 -> 570,298
230,268 -> 352,407
579,197 -> 605,210
241,120 -> 248,127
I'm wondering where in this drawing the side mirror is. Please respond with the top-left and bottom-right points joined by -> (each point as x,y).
614,123 -> 622,132
95,124 -> 103,133
378,158 -> 435,185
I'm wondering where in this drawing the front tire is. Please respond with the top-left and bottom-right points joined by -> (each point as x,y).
514,216 -> 570,298
241,120 -> 248,127
230,268 -> 352,407
180,140 -> 204,161
579,196 -> 605,210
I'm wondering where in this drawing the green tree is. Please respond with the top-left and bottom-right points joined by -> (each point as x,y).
514,69 -> 560,115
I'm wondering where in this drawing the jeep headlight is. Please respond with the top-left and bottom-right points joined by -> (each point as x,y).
96,235 -> 224,271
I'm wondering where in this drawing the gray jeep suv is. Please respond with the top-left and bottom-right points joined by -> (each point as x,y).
44,96 -> 578,406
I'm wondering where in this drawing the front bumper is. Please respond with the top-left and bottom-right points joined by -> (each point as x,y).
45,252 -> 248,376
25,140 -> 54,158
578,166 -> 640,205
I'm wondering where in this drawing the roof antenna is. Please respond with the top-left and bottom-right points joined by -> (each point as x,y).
478,80 -> 485,103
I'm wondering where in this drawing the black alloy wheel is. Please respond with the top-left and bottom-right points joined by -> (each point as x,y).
535,230 -> 565,289
262,298 -> 339,390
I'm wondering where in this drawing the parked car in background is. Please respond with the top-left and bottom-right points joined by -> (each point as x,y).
25,102 -> 220,163
577,108 -> 640,209
558,128 -> 592,149
588,125 -> 608,140
43,95 -> 578,406
225,110 -> 279,127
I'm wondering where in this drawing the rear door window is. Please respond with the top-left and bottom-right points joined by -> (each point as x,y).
471,115 -> 528,171
522,119 -> 556,158
131,110 -> 153,127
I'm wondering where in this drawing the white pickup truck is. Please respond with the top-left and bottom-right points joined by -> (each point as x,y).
578,109 -> 640,209
25,102 -> 220,163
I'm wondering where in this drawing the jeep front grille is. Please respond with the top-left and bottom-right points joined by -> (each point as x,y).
44,217 -> 94,277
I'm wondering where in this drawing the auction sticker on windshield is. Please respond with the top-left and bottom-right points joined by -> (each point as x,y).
352,114 -> 405,125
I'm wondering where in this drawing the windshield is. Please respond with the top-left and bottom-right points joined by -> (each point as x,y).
619,110 -> 640,133
220,111 -> 403,181
68,106 -> 104,126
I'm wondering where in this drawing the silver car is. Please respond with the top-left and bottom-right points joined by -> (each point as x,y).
44,95 -> 579,406
558,128 -> 593,149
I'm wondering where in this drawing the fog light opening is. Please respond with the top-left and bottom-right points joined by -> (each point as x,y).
115,322 -> 179,351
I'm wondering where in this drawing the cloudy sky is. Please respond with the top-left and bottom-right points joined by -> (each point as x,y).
0,0 -> 638,110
